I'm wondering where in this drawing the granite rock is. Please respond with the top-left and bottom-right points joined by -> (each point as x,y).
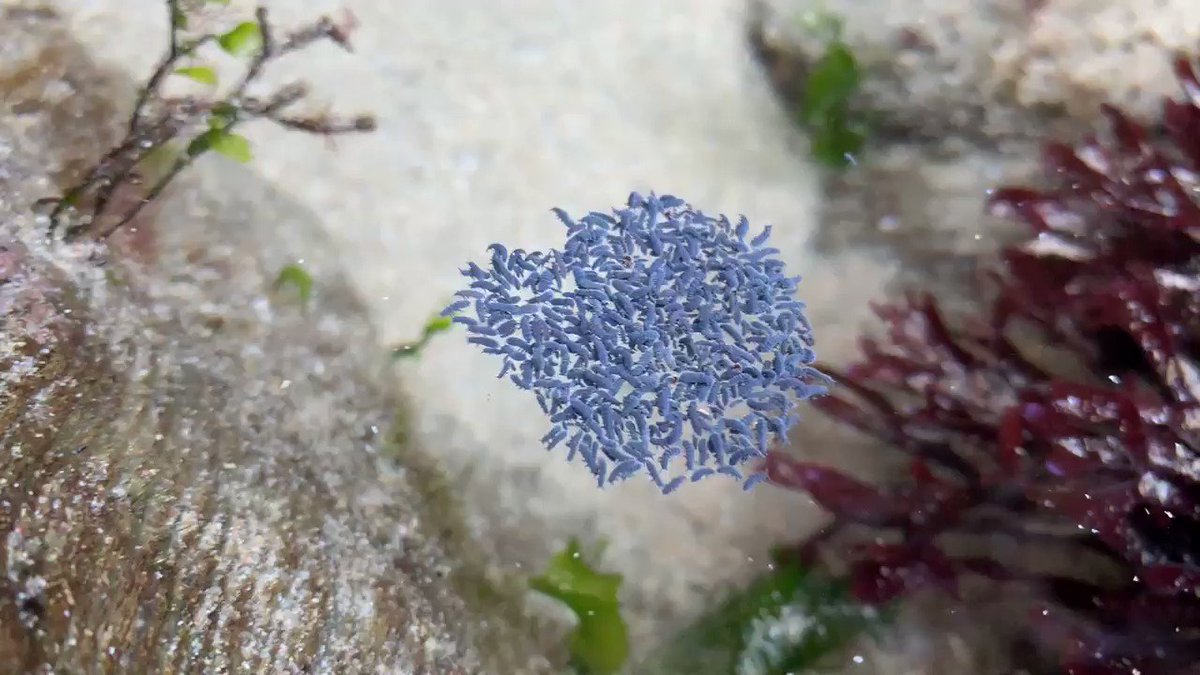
749,0 -> 1200,309
751,0 -> 1200,144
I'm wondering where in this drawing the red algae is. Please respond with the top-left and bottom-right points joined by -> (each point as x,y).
767,52 -> 1200,674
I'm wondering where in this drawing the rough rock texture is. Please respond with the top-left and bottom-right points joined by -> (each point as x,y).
752,0 -> 1200,144
750,0 -> 1200,315
0,7 -> 553,673
809,144 -> 1036,314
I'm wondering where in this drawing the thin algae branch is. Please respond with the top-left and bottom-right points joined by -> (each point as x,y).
34,0 -> 374,242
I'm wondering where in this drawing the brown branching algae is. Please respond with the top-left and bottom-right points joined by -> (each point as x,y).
35,0 -> 374,243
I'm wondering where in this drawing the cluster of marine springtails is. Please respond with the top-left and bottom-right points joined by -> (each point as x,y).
447,192 -> 827,494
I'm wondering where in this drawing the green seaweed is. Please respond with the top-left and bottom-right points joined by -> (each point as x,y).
187,128 -> 253,163
530,539 -> 629,674
217,21 -> 263,57
391,312 -> 456,359
272,263 -> 314,306
637,559 -> 886,674
174,65 -> 217,86
795,12 -> 866,168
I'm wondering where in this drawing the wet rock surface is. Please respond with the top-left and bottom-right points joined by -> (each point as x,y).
751,0 -> 1200,145
0,7 -> 552,673
811,144 -> 1035,314
746,0 -> 1200,312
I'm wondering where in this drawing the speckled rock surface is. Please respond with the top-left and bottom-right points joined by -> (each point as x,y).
808,143 -> 1036,317
0,7 -> 554,673
751,0 -> 1200,315
752,0 -> 1200,144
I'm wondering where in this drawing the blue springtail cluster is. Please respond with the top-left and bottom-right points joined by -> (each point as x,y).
446,192 -> 827,494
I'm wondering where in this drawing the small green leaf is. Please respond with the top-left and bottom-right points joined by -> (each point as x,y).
800,42 -> 859,127
391,308 -> 458,360
808,117 -> 865,169
207,0 -> 232,4
794,37 -> 867,169
211,131 -> 253,163
186,129 -> 252,163
530,539 -> 629,675
175,66 -> 218,86
422,315 -> 454,338
272,263 -> 314,305
218,21 -> 263,57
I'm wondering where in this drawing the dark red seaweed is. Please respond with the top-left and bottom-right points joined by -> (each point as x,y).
769,53 -> 1200,674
